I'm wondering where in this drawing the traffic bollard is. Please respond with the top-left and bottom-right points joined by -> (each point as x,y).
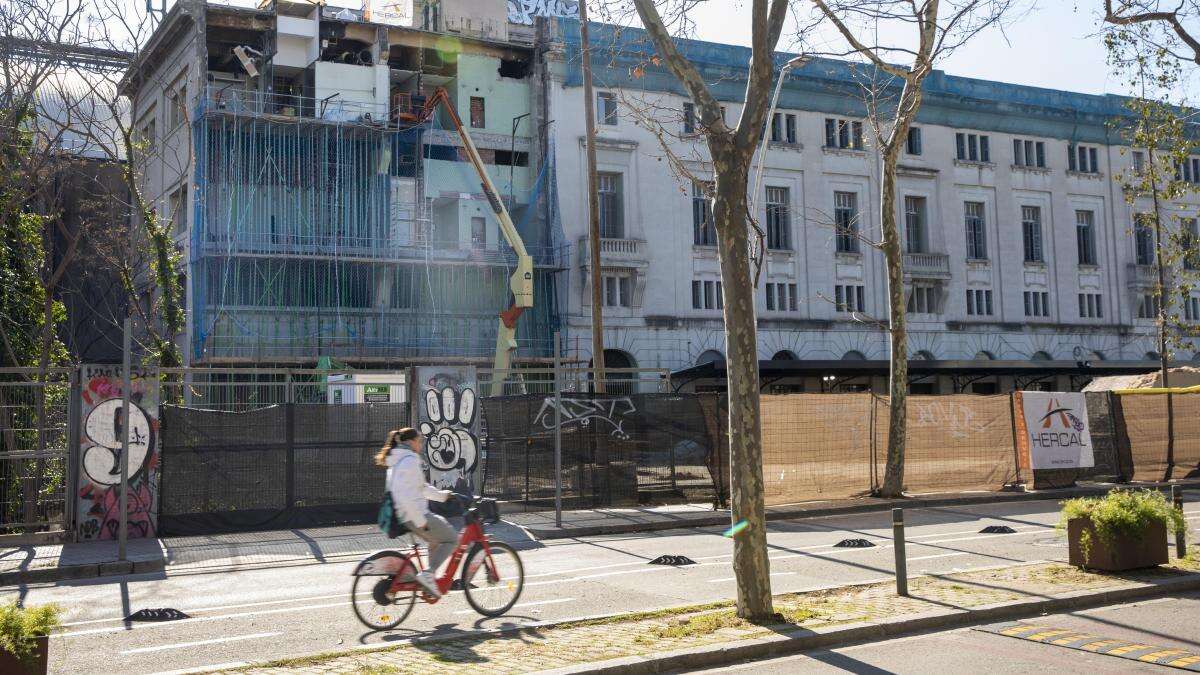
1173,485 -> 1187,559
893,508 -> 908,597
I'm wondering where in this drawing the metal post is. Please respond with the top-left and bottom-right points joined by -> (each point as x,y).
118,318 -> 131,561
892,508 -> 908,596
1173,485 -> 1187,559
554,331 -> 563,528
578,0 -> 606,393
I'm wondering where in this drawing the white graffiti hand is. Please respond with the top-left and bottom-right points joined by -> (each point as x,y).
419,387 -> 479,473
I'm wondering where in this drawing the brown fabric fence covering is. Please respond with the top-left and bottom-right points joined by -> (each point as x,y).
760,393 -> 1018,506
1115,392 -> 1200,481
760,394 -> 875,504
883,394 -> 1019,494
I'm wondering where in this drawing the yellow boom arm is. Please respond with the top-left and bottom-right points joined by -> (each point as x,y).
421,89 -> 533,395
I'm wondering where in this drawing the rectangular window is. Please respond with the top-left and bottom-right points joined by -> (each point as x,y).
1184,218 -> 1199,270
907,285 -> 940,315
597,91 -> 617,126
825,117 -> 863,149
471,216 -> 486,248
770,113 -> 782,142
1078,292 -> 1104,318
904,196 -> 926,254
168,80 -> 187,129
964,201 -> 987,260
1022,205 -> 1043,263
704,280 -> 716,309
693,279 -> 721,310
956,133 -> 990,162
1023,291 -> 1050,318
966,289 -> 994,316
1013,139 -> 1046,168
906,127 -> 922,155
766,283 -> 798,312
770,113 -> 797,144
602,275 -> 631,308
1133,151 -> 1145,174
1075,210 -> 1097,266
168,185 -> 188,237
1137,293 -> 1160,319
1186,296 -> 1200,322
834,284 -> 865,313
682,102 -> 695,134
692,181 -> 715,246
1134,214 -> 1155,266
597,172 -> 623,238
835,191 -> 859,253
469,96 -> 485,128
1070,144 -> 1100,173
692,280 -> 702,309
785,114 -> 796,144
765,186 -> 791,250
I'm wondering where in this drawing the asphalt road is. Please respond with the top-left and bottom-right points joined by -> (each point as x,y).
694,591 -> 1200,674
7,498 -> 1199,674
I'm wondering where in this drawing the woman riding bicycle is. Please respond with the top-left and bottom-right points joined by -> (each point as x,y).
375,428 -> 455,599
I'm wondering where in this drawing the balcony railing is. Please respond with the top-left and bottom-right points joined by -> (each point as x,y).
1127,263 -> 1159,288
903,252 -> 951,278
202,85 -> 389,124
578,237 -> 648,264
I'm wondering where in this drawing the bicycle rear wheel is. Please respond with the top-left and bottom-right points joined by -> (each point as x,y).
351,574 -> 416,630
461,541 -> 524,617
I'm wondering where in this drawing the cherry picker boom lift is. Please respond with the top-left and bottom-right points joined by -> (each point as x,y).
414,88 -> 533,396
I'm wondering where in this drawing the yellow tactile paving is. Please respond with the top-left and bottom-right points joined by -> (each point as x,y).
981,623 -> 1200,671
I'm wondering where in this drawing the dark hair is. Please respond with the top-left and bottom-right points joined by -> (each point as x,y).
375,428 -> 420,467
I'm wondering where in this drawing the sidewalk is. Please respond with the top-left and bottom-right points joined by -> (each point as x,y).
2,480 -> 1196,586
211,550 -> 1200,674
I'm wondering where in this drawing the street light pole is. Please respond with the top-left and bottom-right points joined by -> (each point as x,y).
579,0 -> 606,393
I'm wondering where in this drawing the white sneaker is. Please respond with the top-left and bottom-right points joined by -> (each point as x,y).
414,571 -> 441,598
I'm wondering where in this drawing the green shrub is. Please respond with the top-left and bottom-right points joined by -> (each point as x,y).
0,602 -> 60,667
1059,489 -> 1186,563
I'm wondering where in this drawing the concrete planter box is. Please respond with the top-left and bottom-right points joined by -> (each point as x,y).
0,635 -> 48,674
1067,517 -> 1168,571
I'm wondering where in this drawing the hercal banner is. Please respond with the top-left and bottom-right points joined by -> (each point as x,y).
1014,391 -> 1095,470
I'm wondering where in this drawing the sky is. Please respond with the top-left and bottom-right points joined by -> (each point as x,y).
190,1 -> 1118,97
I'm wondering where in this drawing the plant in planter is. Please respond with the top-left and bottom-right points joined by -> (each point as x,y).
1058,489 -> 1186,572
0,602 -> 61,674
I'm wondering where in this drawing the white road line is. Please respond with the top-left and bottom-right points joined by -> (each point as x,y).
57,602 -> 347,638
708,572 -> 796,583
120,631 -> 281,655
909,552 -> 972,562
59,593 -> 350,627
453,598 -> 575,615
150,661 -> 252,675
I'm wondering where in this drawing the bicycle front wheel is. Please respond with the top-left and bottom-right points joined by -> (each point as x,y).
351,574 -> 416,630
461,541 -> 525,617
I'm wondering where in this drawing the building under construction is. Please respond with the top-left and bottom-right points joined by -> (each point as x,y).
124,0 -> 565,367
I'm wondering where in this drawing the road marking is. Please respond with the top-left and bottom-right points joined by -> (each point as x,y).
120,632 -> 282,655
708,572 -> 796,583
453,597 -> 574,615
58,602 -> 347,638
150,661 -> 252,675
909,552 -> 971,562
979,622 -> 1200,670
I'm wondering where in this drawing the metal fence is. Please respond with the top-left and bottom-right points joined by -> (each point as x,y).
0,368 -> 77,537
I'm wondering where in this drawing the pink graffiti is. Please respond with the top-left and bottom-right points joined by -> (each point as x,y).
78,462 -> 156,540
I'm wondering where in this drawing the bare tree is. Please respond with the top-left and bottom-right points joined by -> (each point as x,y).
582,0 -> 792,621
807,0 -> 1019,497
1104,1 -> 1200,65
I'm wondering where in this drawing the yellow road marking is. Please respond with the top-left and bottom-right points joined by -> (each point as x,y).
1050,634 -> 1091,645
1080,639 -> 1122,652
1139,649 -> 1189,662
1108,644 -> 1153,656
1169,655 -> 1200,667
1001,624 -> 1038,636
1027,629 -> 1075,642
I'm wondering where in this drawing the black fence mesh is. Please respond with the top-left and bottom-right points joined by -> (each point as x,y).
479,393 -> 724,507
159,402 -> 407,535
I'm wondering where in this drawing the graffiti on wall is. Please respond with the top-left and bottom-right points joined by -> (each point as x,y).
532,397 -> 636,440
414,366 -> 479,489
507,0 -> 579,25
77,365 -> 159,541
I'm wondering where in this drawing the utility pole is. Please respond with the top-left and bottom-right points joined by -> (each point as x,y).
579,0 -> 606,393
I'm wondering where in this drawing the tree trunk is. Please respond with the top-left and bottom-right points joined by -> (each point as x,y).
1147,147 -> 1174,479
712,151 -> 772,621
878,154 -> 908,498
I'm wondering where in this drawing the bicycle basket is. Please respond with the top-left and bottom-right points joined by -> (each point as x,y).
476,498 -> 501,524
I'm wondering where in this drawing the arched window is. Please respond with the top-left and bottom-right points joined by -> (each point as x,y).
841,350 -> 867,361
974,351 -> 996,360
1031,351 -> 1052,361
772,350 -> 798,361
1088,350 -> 1106,361
914,350 -> 935,361
696,349 -> 724,366
1145,351 -> 1161,361
590,350 -> 638,394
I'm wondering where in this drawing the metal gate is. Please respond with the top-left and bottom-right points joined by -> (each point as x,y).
0,368 -> 77,540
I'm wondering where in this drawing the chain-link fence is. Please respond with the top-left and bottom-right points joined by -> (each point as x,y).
0,369 -> 76,536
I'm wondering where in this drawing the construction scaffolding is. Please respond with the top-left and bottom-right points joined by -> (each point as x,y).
190,88 -> 566,364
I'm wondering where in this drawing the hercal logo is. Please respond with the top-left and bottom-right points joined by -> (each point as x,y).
1031,398 -> 1088,451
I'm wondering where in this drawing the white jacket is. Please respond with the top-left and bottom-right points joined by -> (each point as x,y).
385,445 -> 450,529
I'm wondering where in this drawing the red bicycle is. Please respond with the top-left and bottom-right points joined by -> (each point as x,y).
350,495 -> 525,629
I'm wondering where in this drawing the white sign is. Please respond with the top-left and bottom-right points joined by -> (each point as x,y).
1018,391 -> 1095,470
362,0 -> 412,26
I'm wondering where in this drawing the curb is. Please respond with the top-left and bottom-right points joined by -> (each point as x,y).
541,573 -> 1200,674
526,481 -> 1200,540
0,558 -> 165,586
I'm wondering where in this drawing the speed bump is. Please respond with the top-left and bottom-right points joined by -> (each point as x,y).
978,622 -> 1200,671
